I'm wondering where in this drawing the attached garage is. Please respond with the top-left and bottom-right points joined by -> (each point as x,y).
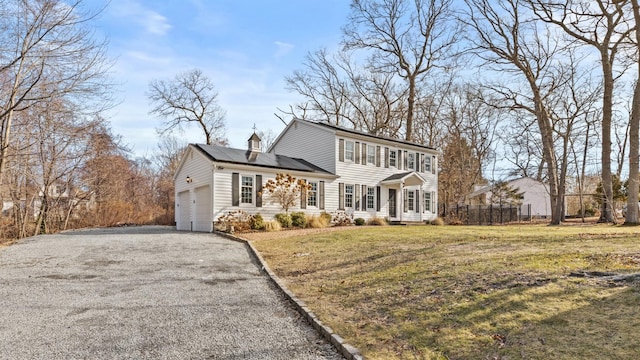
177,190 -> 191,231
194,185 -> 212,232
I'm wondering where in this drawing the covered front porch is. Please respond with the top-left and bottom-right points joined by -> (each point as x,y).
380,171 -> 429,223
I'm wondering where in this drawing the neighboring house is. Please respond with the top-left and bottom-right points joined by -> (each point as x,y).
466,177 -> 551,218
174,118 -> 439,232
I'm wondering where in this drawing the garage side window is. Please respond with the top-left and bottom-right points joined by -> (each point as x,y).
241,176 -> 253,204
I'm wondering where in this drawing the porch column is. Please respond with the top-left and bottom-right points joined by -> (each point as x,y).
399,181 -> 404,222
419,188 -> 423,222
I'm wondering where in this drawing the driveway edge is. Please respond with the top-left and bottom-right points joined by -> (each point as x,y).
214,231 -> 364,360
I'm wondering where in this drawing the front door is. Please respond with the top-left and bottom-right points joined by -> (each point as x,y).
388,189 -> 397,218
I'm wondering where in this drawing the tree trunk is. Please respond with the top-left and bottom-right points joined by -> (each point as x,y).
626,0 -> 640,225
406,76 -> 416,141
599,52 -> 616,223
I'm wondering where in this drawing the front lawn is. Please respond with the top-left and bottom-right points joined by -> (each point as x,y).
250,225 -> 640,359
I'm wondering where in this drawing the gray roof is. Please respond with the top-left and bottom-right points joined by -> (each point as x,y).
194,144 -> 333,175
382,172 -> 415,182
309,119 -> 436,151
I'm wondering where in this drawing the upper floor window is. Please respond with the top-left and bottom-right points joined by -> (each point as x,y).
367,145 -> 375,164
408,153 -> 415,170
367,186 -> 375,209
425,156 -> 432,173
389,150 -> 397,167
345,184 -> 354,208
307,182 -> 318,207
241,176 -> 253,204
345,141 -> 355,161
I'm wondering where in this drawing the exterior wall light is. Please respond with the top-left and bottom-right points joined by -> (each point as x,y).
186,176 -> 193,183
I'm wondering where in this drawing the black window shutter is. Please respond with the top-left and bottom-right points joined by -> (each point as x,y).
384,147 -> 389,168
376,146 -> 381,167
398,151 -> 403,170
416,152 -> 420,171
403,189 -> 408,212
362,185 -> 367,209
362,143 -> 367,164
232,172 -> 239,206
300,179 -> 307,209
256,175 -> 262,207
319,181 -> 325,210
338,183 -> 345,210
420,154 -> 425,172
432,156 -> 436,174
416,189 -> 420,213
355,184 -> 360,210
404,151 -> 408,170
339,139 -> 345,162
376,186 -> 381,211
355,142 -> 360,163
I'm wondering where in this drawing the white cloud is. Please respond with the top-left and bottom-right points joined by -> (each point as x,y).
274,41 -> 294,58
111,0 -> 172,36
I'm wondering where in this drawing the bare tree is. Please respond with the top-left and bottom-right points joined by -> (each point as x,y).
343,0 -> 459,141
148,69 -> 227,145
285,49 -> 350,126
463,0 -> 565,224
626,0 -> 640,224
528,0 -> 634,223
0,0 -> 113,184
285,49 -> 406,136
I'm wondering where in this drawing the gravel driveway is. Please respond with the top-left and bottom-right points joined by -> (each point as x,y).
0,226 -> 344,360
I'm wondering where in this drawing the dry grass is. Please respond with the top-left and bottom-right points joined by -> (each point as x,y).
251,224 -> 640,359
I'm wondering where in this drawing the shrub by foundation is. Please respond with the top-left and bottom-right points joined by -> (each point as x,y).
354,218 -> 366,226
249,213 -> 265,230
291,212 -> 307,228
264,220 -> 282,232
307,214 -> 330,228
367,217 -> 387,226
275,213 -> 292,228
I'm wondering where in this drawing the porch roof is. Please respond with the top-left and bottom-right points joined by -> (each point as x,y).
380,171 -> 427,187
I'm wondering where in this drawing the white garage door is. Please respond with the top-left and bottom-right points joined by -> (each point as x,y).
194,185 -> 211,232
177,190 -> 190,231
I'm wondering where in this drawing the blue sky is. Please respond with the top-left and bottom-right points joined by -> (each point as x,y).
93,0 -> 351,156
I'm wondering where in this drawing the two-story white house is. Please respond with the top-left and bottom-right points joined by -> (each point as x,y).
174,118 -> 438,231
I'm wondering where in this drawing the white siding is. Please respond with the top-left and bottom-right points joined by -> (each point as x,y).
174,146 -> 214,230
213,166 -> 334,221
270,121 -> 337,174
333,136 -> 438,222
510,177 -> 550,217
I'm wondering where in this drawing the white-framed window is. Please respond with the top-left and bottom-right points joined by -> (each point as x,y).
424,156 -> 431,173
408,153 -> 415,170
241,175 -> 253,204
367,145 -> 375,164
367,186 -> 375,209
407,190 -> 415,211
307,181 -> 318,207
345,141 -> 355,161
424,191 -> 431,212
345,184 -> 354,208
389,150 -> 397,167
